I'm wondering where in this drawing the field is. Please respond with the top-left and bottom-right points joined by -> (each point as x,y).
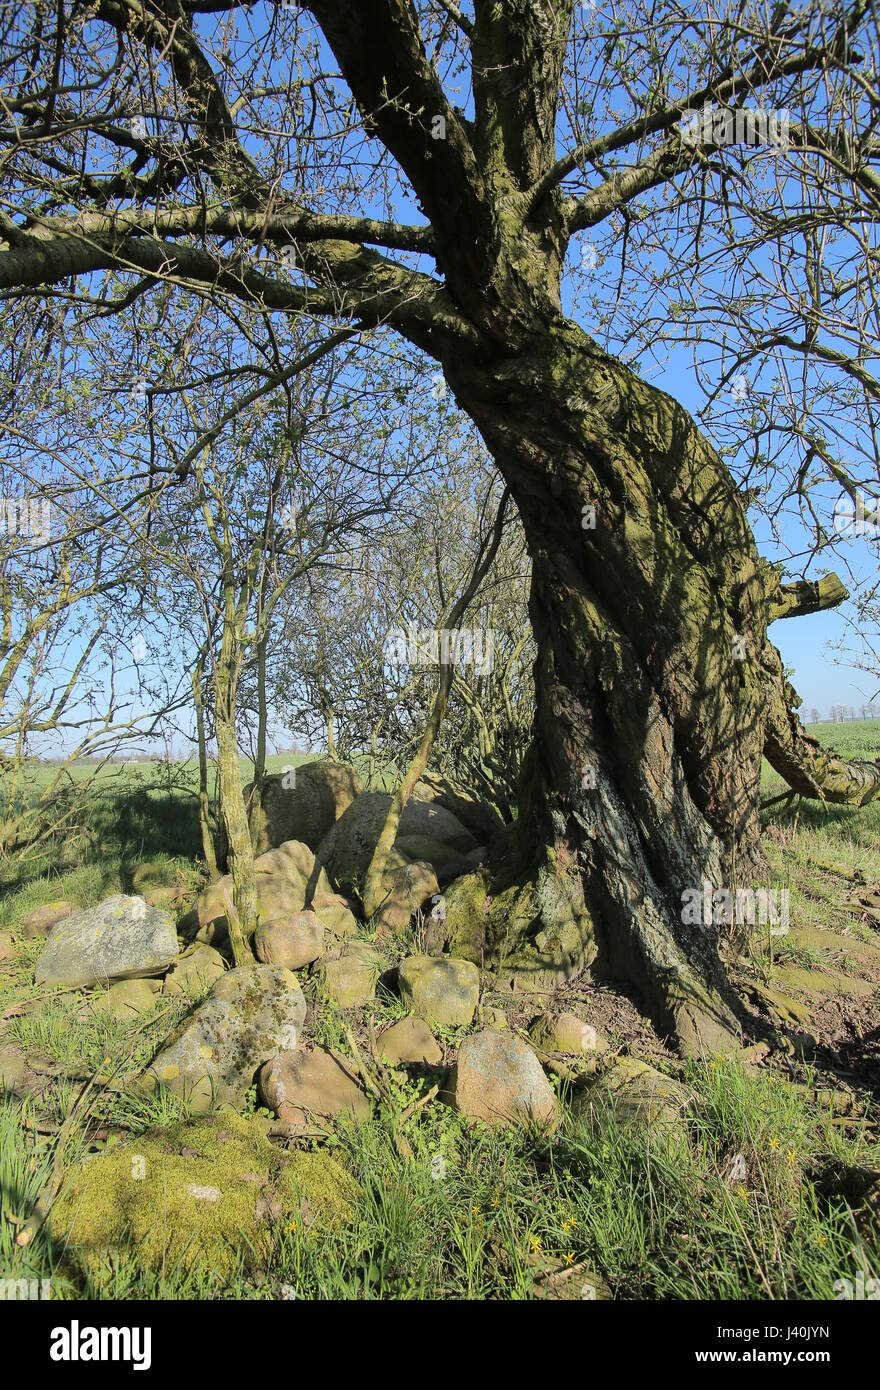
1,727 -> 878,1300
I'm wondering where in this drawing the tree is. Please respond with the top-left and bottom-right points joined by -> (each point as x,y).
3,0 -> 880,1050
361,481 -> 510,918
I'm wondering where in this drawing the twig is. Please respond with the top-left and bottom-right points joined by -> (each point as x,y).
398,1084 -> 439,1125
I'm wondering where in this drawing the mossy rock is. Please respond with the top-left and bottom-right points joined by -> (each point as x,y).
572,1057 -> 694,1146
51,1111 -> 358,1281
786,925 -> 880,968
442,858 -> 596,991
145,965 -> 306,1112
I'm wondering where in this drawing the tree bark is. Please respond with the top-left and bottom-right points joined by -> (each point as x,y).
215,707 -> 257,965
192,652 -> 219,881
761,638 -> 880,805
212,586 -> 257,965
247,632 -> 269,846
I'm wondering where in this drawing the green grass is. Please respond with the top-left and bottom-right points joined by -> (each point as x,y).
2,1055 -> 876,1300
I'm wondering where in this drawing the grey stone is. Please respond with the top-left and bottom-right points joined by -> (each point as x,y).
34,895 -> 178,988
316,791 -> 476,893
247,759 -> 362,852
410,771 -> 505,846
146,965 -> 306,1113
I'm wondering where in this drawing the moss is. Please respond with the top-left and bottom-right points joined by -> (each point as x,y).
51,1111 -> 358,1281
443,856 -> 596,991
771,964 -> 874,1000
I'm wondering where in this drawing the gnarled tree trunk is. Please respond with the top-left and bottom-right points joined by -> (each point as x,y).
440,317 -> 767,1053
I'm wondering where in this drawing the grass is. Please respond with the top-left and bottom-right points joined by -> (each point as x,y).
3,1057 -> 874,1300
1,732 -> 879,1299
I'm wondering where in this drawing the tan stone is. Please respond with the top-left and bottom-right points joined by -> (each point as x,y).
377,1016 -> 442,1065
259,1049 -> 371,1127
444,1030 -> 556,1126
254,912 -> 324,969
20,900 -> 77,939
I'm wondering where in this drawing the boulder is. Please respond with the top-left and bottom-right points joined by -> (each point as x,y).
247,759 -> 362,852
311,891 -> 359,939
0,931 -> 13,963
321,940 -> 385,1008
372,859 -> 440,934
398,954 -> 480,1027
20,900 -> 77,939
411,770 -> 505,846
529,1011 -> 608,1055
34,895 -> 178,988
259,1049 -> 371,1127
146,965 -> 306,1112
181,839 -> 333,948
572,1057 -> 693,1138
254,912 -> 324,969
444,1030 -> 557,1126
86,978 -> 162,1021
394,833 -> 478,885
377,1016 -> 442,1066
315,791 -> 477,892
163,944 -> 227,998
51,1111 -> 357,1280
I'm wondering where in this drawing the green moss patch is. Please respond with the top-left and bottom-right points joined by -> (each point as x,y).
51,1110 -> 358,1280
